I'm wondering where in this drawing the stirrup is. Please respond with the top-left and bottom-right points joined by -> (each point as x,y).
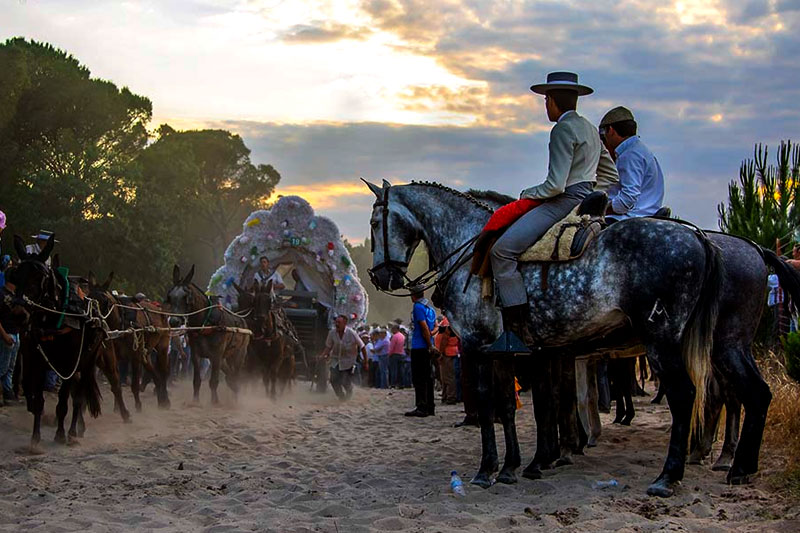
487,330 -> 531,355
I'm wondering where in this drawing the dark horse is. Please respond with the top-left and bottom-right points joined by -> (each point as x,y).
87,272 -> 172,414
235,280 -> 298,399
166,265 -> 250,404
365,180 -> 772,497
9,236 -> 105,450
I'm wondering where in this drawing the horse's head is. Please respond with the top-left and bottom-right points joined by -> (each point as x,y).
166,264 -> 197,319
253,280 -> 275,326
233,281 -> 254,311
9,234 -> 57,304
364,179 -> 422,291
88,270 -> 119,323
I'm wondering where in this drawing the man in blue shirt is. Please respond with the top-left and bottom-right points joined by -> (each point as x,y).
405,285 -> 438,417
599,107 -> 665,221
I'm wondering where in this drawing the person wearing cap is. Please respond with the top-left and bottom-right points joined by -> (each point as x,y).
490,72 -> 617,344
598,106 -> 665,222
405,285 -> 438,417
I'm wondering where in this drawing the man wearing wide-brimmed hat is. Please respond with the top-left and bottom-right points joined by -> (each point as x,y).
599,106 -> 665,222
490,72 -> 617,344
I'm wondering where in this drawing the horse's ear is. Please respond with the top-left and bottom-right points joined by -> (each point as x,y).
102,272 -> 114,292
88,270 -> 97,287
38,234 -> 55,262
13,235 -> 27,260
381,179 -> 392,189
173,265 -> 181,285
52,254 -> 60,269
182,264 -> 195,285
265,279 -> 273,294
361,178 -> 382,198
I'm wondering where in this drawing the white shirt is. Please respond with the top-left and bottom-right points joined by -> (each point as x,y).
255,269 -> 283,287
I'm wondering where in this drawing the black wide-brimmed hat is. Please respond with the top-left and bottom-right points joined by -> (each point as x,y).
530,71 -> 593,96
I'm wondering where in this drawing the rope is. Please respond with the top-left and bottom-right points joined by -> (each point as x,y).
24,297 -> 251,321
36,325 -> 86,381
104,325 -> 253,339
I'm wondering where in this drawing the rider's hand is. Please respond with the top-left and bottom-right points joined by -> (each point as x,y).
428,346 -> 441,359
2,333 -> 13,346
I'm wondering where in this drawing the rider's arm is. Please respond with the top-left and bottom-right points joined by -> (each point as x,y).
521,122 -> 574,200
609,151 -> 646,215
0,321 -> 11,346
595,144 -> 619,193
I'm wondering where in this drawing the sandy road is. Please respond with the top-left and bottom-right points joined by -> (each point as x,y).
0,381 -> 797,532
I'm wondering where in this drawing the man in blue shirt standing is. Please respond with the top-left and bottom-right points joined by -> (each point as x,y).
599,106 -> 665,221
405,285 -> 438,418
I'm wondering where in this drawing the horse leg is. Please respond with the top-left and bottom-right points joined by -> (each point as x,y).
26,351 -> 46,451
495,358 -> 521,484
611,360 -> 624,424
646,343 -> 694,497
712,395 -> 741,472
721,348 -> 771,484
555,354 -> 580,464
209,356 -> 221,405
192,351 -> 202,402
155,342 -> 171,409
622,358 -> 636,425
470,356 -> 498,488
67,386 -> 83,444
54,379 -> 70,444
102,345 -> 131,422
586,359 -> 602,447
688,371 -> 724,465
523,356 -> 557,479
223,355 -> 240,404
575,358 -> 591,450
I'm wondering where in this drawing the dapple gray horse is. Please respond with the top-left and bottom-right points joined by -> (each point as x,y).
365,180 -> 772,497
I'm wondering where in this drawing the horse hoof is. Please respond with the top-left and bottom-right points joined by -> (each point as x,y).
555,456 -> 573,467
496,469 -> 518,485
28,443 -> 45,455
470,473 -> 494,489
646,479 -> 675,497
621,418 -> 633,426
522,466 -> 543,480
587,438 -> 598,448
612,418 -> 623,424
686,456 -> 703,466
727,473 -> 750,485
711,462 -> 732,472
67,436 -> 81,447
158,400 -> 171,410
54,433 -> 66,445
123,416 -> 133,424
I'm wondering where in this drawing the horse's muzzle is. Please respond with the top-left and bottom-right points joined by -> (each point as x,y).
368,263 -> 407,292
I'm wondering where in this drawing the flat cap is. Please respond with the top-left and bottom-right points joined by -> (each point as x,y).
600,106 -> 635,127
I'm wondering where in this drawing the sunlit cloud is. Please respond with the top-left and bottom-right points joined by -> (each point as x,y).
267,181 -> 376,209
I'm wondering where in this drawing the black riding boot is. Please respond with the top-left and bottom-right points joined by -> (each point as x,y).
501,304 -> 535,347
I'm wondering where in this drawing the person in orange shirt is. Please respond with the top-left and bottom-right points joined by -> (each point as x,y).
435,316 -> 460,405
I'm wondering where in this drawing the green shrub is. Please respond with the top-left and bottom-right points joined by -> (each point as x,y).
780,331 -> 800,382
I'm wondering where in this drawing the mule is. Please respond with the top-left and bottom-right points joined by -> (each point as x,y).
166,265 -> 249,404
9,236 -> 105,450
363,180 -> 771,497
235,281 -> 295,398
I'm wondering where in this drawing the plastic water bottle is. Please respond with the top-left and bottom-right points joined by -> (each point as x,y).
450,471 -> 466,496
591,479 -> 619,490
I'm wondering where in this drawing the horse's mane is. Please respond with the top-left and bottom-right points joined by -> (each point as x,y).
409,181 -> 494,212
467,189 -> 515,207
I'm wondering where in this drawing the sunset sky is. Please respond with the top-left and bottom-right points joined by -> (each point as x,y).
4,0 -> 800,241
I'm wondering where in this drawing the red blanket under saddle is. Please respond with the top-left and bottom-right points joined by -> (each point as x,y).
482,198 -> 543,232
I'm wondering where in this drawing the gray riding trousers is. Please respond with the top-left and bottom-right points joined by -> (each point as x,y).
491,181 -> 594,307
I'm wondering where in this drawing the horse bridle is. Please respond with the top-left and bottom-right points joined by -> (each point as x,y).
366,184 -> 481,297
367,186 -> 411,289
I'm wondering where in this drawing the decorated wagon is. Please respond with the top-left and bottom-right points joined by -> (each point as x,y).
208,195 -> 368,380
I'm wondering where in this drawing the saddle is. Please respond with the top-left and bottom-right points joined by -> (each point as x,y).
470,191 -> 608,296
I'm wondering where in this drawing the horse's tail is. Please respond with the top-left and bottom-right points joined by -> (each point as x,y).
683,232 -> 724,438
80,329 -> 104,418
759,247 -> 800,315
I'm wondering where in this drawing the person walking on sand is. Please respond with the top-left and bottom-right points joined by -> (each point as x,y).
320,315 -> 366,401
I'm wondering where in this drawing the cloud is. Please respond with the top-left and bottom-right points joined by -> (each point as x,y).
280,21 -> 373,43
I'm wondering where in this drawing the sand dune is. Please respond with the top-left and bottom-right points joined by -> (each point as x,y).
0,381 -> 797,532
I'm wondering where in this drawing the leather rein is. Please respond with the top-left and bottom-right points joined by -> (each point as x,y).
367,185 -> 480,298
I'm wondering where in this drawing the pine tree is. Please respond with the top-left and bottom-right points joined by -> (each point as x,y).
718,141 -> 800,252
